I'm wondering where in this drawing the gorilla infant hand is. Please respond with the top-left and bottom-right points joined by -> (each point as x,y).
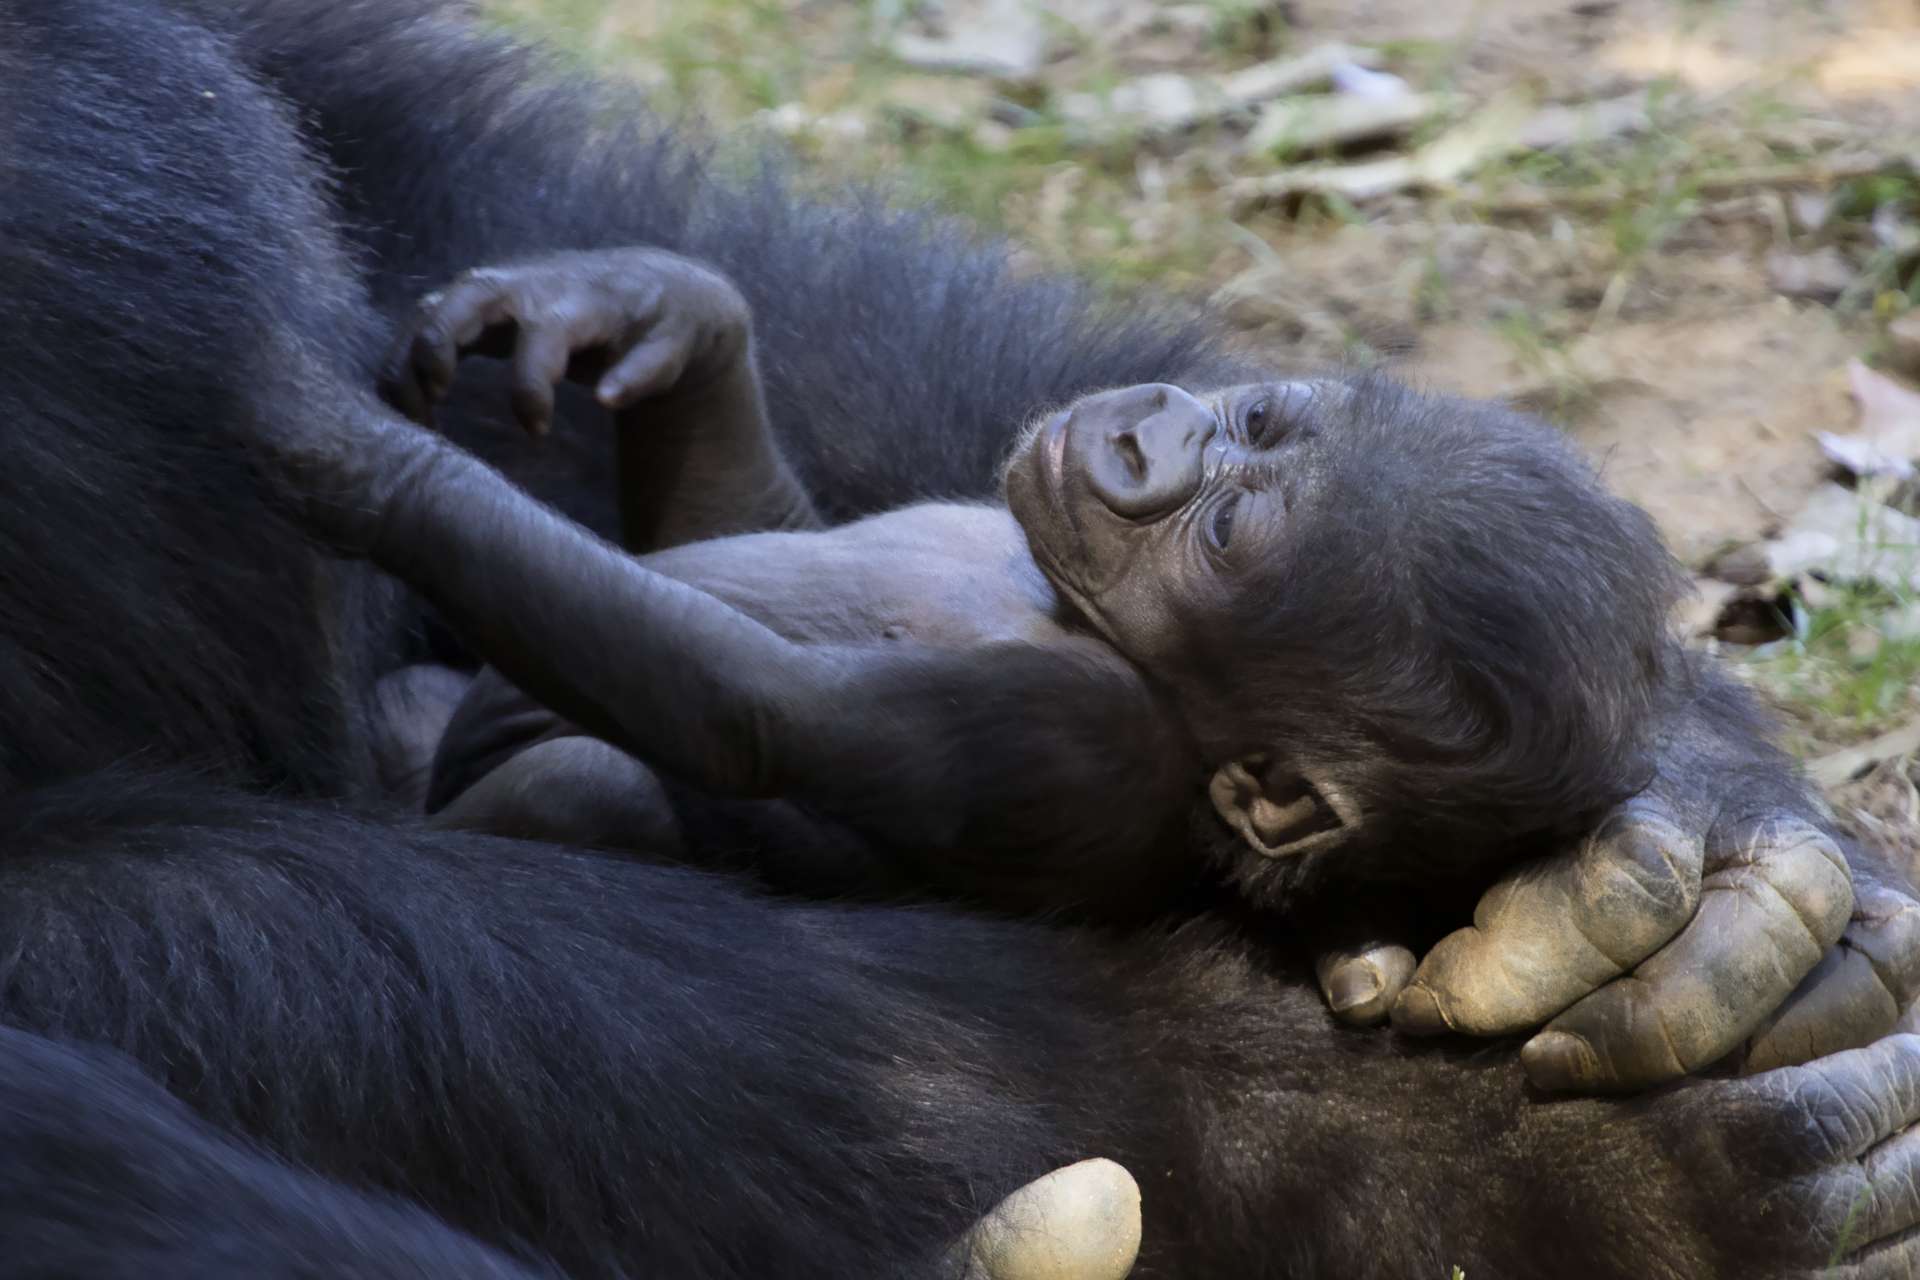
381,247 -> 752,437
380,248 -> 812,552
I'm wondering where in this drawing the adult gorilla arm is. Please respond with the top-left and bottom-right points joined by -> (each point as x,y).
0,1028 -> 553,1280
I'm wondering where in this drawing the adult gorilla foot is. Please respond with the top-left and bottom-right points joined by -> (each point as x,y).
949,1159 -> 1141,1280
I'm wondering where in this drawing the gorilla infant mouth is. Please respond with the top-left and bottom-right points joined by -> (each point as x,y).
1002,408 -> 1094,610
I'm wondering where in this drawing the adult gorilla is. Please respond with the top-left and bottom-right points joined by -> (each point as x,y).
221,0 -> 1920,1087
0,2 -> 1917,1279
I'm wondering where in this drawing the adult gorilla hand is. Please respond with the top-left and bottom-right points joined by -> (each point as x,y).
1556,1034 -> 1920,1277
1321,671 -> 1920,1092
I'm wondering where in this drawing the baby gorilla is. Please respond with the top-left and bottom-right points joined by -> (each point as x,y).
337,248 -> 1681,923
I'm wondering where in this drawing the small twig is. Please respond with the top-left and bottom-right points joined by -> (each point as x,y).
1808,718 -> 1920,789
1471,155 -> 1895,218
1589,269 -> 1630,333
1735,475 -> 1786,525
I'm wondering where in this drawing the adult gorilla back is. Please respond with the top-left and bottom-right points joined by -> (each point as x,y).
0,1 -> 1916,1277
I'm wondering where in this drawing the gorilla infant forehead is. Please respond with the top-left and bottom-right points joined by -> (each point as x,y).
1005,372 -> 1686,849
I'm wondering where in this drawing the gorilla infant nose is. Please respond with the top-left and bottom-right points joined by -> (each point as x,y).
1072,383 -> 1215,518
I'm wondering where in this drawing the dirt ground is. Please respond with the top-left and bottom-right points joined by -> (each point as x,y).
499,0 -> 1920,850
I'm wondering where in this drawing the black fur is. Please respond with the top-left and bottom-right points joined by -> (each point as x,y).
203,0 -> 1256,528
0,1024 -> 549,1278
0,1 -> 1869,1277
0,0 -> 390,796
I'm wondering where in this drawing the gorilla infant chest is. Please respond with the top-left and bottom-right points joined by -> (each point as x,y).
640,503 -> 1079,648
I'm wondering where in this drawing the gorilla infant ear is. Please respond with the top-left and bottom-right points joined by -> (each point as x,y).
1207,755 -> 1356,859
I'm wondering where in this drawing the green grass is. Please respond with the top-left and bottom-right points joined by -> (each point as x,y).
1738,580 -> 1920,740
1491,308 -> 1599,422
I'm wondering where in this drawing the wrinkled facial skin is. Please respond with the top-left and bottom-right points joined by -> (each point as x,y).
1004,379 -> 1332,682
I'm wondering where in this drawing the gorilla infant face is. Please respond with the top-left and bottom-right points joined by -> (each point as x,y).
1004,374 -> 1683,907
1004,379 -> 1323,673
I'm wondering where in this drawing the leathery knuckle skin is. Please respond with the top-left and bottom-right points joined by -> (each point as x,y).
1752,832 -> 1856,951
1561,815 -> 1701,968
1855,888 -> 1920,1007
1587,813 -> 1701,929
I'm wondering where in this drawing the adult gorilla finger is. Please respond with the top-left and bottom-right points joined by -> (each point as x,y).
1522,820 -> 1852,1093
1840,1236 -> 1920,1278
1391,799 -> 1701,1036
1762,1036 -> 1920,1278
1858,1123 -> 1920,1260
1795,1036 -> 1920,1263
1314,942 -> 1416,1026
948,1158 -> 1141,1280
1738,878 -> 1920,1074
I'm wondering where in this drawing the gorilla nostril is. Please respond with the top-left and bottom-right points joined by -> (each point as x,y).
1115,430 -> 1147,481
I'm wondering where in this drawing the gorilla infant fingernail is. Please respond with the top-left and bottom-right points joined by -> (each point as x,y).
1521,1031 -> 1599,1092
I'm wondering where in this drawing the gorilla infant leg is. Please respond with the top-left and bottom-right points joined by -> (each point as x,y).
434,735 -> 683,850
371,663 -> 472,809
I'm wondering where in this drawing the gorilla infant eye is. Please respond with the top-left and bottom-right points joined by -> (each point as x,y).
1205,494 -> 1240,552
1242,396 -> 1272,444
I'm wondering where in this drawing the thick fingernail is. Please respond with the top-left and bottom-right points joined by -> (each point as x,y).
1328,965 -> 1383,1016
1390,984 -> 1453,1036
1521,1030 -> 1599,1092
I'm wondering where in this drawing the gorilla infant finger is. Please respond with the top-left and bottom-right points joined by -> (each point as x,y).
948,1158 -> 1141,1280
508,324 -> 575,438
1314,943 -> 1416,1027
408,273 -> 509,401
1522,820 -> 1852,1093
1737,878 -> 1920,1074
1391,799 -> 1701,1036
597,329 -> 691,409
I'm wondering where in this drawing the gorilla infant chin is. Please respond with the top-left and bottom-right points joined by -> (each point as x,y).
278,249 -> 1683,924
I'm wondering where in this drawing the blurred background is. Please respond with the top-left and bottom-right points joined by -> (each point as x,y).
492,0 -> 1920,848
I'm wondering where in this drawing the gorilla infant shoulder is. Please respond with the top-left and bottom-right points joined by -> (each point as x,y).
305,247 -> 1683,919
